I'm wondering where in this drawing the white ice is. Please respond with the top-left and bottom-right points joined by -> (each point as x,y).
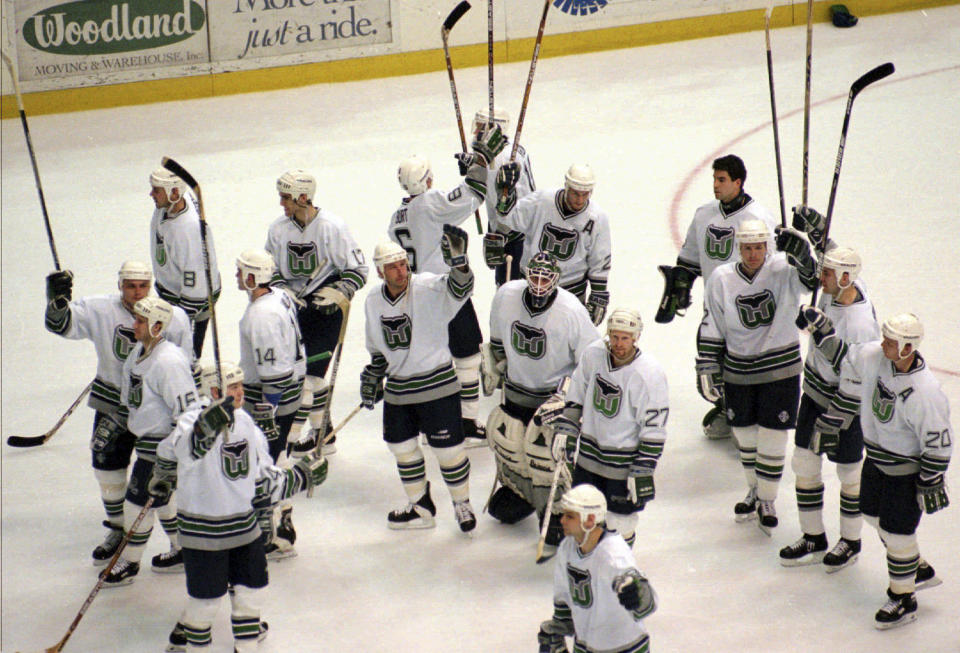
3,6 -> 959,652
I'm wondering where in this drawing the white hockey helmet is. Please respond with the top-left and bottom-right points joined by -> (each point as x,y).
277,169 -> 316,202
149,168 -> 185,198
882,313 -> 923,358
373,241 -> 408,275
133,296 -> 173,335
564,164 -> 596,193
607,307 -> 643,341
397,155 -> 433,195
117,260 -> 152,287
236,248 -> 277,289
559,484 -> 606,536
735,218 -> 771,245
821,246 -> 862,288
471,106 -> 510,135
199,361 -> 244,399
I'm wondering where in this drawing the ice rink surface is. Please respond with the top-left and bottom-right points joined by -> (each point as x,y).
3,6 -> 959,652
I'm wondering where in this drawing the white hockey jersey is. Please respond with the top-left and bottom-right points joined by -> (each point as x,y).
156,408 -> 300,551
364,270 -> 473,404
699,254 -> 807,385
264,210 -> 368,297
489,281 -> 600,408
121,339 -> 199,459
238,288 -> 306,416
150,196 -> 222,318
497,189 -> 612,298
553,531 -> 654,653
482,144 -> 535,234
568,341 -> 669,480
838,344 -> 952,478
388,182 -> 484,275
677,194 -> 778,281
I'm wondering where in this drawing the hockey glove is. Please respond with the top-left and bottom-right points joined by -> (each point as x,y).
46,269 -> 74,302
630,467 -> 656,509
795,305 -> 835,346
250,402 -> 280,442
471,122 -> 506,165
311,282 -> 353,315
613,570 -> 654,615
495,163 -> 519,216
454,152 -> 482,176
360,366 -> 384,410
480,342 -> 505,396
810,413 -> 844,455
917,475 -> 950,514
191,397 -> 234,458
791,205 -> 827,252
90,414 -> 124,454
695,358 -> 723,403
147,461 -> 177,504
440,223 -> 469,269
538,619 -> 572,653
293,452 -> 329,490
482,232 -> 507,268
586,290 -> 609,326
775,226 -> 817,287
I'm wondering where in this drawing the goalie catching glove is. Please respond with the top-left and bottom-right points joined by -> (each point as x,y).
440,223 -> 469,268
654,265 -> 695,324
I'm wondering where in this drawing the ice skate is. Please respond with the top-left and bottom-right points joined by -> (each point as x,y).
823,538 -> 860,573
874,588 -> 917,630
779,533 -> 827,567
388,482 -> 437,530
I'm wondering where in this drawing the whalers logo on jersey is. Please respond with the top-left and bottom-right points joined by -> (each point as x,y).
872,380 -> 896,423
381,315 -> 412,350
511,322 -> 546,359
220,440 -> 250,480
592,375 -> 622,418
113,325 -> 137,361
286,243 -> 318,277
538,224 -> 580,261
154,231 -> 167,266
566,565 -> 594,608
704,224 -> 735,261
735,290 -> 776,329
127,373 -> 143,408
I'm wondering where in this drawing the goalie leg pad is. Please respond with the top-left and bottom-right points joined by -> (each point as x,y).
94,468 -> 128,525
387,438 -> 427,501
487,405 -> 526,473
488,485 -> 535,524
524,421 -> 558,488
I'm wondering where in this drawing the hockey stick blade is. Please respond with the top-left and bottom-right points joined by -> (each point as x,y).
160,156 -> 199,193
7,381 -> 93,448
6,435 -> 50,448
851,62 -> 894,97
443,1 -> 471,34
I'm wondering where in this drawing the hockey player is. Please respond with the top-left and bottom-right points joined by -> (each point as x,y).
149,168 -> 222,359
361,227 -> 478,533
779,244 -> 881,569
236,248 -> 307,560
388,122 -> 504,446
697,219 -> 817,532
483,252 -> 600,544
537,484 -> 656,653
44,261 -> 193,570
655,155 -> 778,439
102,297 -> 199,586
153,361 -> 327,652
545,308 -> 669,547
494,163 -> 612,325
467,107 -> 537,285
797,309 -> 952,629
265,169 -> 367,456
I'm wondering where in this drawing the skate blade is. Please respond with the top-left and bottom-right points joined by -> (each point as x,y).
735,513 -> 758,523
387,518 -> 437,531
874,612 -> 917,630
463,438 -> 489,449
757,521 -> 774,537
916,576 -> 942,591
266,549 -> 298,562
824,555 -> 859,574
780,552 -> 825,567
151,565 -> 185,574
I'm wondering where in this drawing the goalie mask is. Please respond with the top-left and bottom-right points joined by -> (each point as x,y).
199,361 -> 244,399
882,312 -> 923,359
277,169 -> 316,203
559,484 -> 606,538
525,252 -> 560,309
821,246 -> 862,289
236,248 -> 276,290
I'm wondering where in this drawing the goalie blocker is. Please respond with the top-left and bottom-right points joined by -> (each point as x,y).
654,264 -> 695,324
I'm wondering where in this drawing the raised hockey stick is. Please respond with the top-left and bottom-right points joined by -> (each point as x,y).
441,1 -> 483,235
809,62 -> 895,306
19,498 -> 155,653
1,50 -> 61,269
6,381 -> 93,448
801,0 -> 813,210
487,0 -> 495,128
764,6 -> 787,227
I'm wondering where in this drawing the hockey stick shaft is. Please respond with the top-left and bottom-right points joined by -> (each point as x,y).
1,50 -> 61,269
801,0 -> 813,208
6,381 -> 93,448
764,6 -> 787,228
534,376 -> 572,562
810,62 -> 894,306
488,0 -> 495,124
441,1 -> 483,234
320,403 -> 363,447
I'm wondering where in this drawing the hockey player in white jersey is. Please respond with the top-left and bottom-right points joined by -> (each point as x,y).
388,122 -> 505,446
797,309 -> 952,629
467,107 -> 537,285
545,308 -> 668,547
697,219 -> 817,533
483,252 -> 600,544
537,484 -> 656,653
44,261 -> 192,569
494,163 -> 612,325
102,297 -> 199,586
149,168 -> 222,358
779,245 -> 881,569
655,155 -> 778,439
361,228 -> 477,533
153,362 -> 327,652
265,169 -> 367,456
236,248 -> 307,560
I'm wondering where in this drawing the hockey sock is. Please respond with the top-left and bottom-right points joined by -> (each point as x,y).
122,499 -> 155,563
606,511 -> 638,546
433,444 -> 471,502
882,531 -> 919,594
287,378 -> 314,443
792,447 -> 825,535
158,497 -> 180,550
837,462 -> 863,541
307,375 -> 330,431
94,468 -> 127,527
183,596 -> 219,650
387,439 -> 427,501
231,584 -> 263,652
755,427 -> 788,501
454,354 -> 481,422
731,425 -> 758,488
